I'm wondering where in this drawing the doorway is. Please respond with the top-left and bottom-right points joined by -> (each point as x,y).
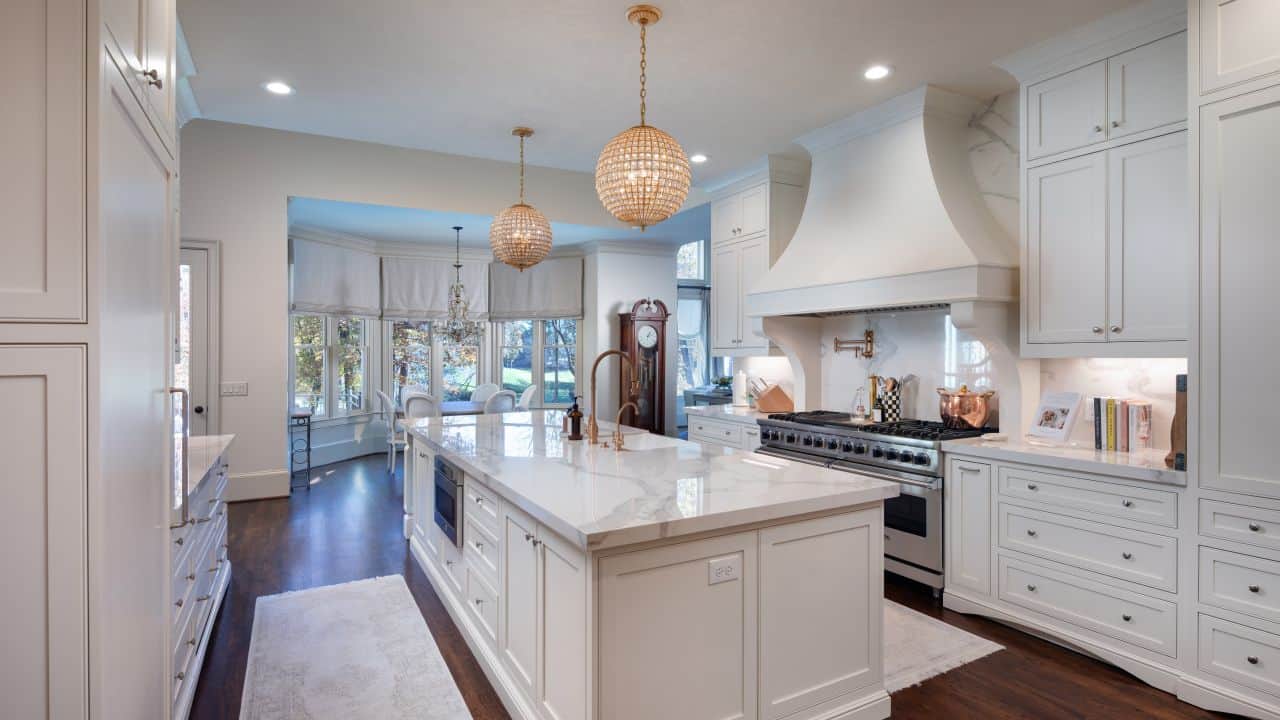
177,243 -> 219,435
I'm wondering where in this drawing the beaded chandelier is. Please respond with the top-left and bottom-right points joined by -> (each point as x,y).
490,127 -> 553,271
438,226 -> 486,345
595,4 -> 690,231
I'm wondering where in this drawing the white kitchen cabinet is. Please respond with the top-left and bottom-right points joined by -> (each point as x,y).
502,504 -> 540,702
946,458 -> 993,597
686,410 -> 763,451
711,182 -> 769,243
1196,0 -> 1280,96
1,0 -> 85,322
1027,61 -> 1108,160
1107,33 -> 1187,141
102,0 -> 177,151
0,346 -> 87,720
1025,151 -> 1109,345
711,235 -> 770,354
411,444 -> 437,557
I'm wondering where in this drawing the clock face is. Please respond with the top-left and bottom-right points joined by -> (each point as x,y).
637,325 -> 659,349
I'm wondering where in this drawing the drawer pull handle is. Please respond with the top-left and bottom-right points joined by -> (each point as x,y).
175,537 -> 184,546
445,560 -> 454,568
175,598 -> 183,608
188,637 -> 197,646
1249,585 -> 1261,593
474,496 -> 483,504
1250,522 -> 1263,532
176,671 -> 185,681
186,573 -> 195,581
1248,656 -> 1259,665
1027,483 -> 1038,491
1026,584 -> 1037,592
1121,499 -> 1134,508
1026,529 -> 1038,538
197,594 -> 211,602
1122,614 -> 1132,622
1122,552 -> 1133,560
474,541 -> 484,552
474,598 -> 483,607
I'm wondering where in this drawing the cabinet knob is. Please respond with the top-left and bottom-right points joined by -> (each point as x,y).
1122,613 -> 1132,622
186,573 -> 195,581
524,532 -> 534,542
531,539 -> 542,547
1027,483 -> 1038,491
1248,656 -> 1260,665
1249,522 -> 1262,532
474,541 -> 484,551
1092,326 -> 1104,334
474,598 -> 483,607
175,598 -> 183,608
1122,499 -> 1134,508
175,537 -> 184,546
1026,529 -> 1038,538
142,68 -> 163,89
1122,551 -> 1133,560
1026,584 -> 1037,592
176,671 -> 185,681
1093,124 -> 1104,133
196,594 -> 211,602
1111,120 -> 1121,128
1249,584 -> 1261,593
1111,325 -> 1122,333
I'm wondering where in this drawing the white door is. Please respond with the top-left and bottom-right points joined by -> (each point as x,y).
739,183 -> 769,237
946,459 -> 993,597
1197,0 -> 1280,95
0,346 -> 88,720
94,56 -> 175,719
737,236 -> 769,353
711,194 -> 741,243
1106,132 -> 1189,342
537,529 -> 587,720
1106,32 -> 1187,140
1025,151 -> 1109,344
502,505 -> 540,701
177,247 -> 211,435
1026,61 -> 1107,159
710,243 -> 741,352
1199,86 -> 1280,500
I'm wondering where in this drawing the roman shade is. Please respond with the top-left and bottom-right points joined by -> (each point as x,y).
488,257 -> 584,320
289,238 -> 381,316
381,256 -> 489,321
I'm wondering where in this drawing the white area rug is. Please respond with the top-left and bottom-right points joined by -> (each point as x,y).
884,600 -> 1003,692
240,575 -> 471,720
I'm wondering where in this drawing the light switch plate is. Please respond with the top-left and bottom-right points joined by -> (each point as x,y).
708,554 -> 741,585
221,381 -> 249,397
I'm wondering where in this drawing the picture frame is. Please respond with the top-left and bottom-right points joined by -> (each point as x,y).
1026,391 -> 1082,443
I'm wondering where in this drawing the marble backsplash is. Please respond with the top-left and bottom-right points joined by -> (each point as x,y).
1040,357 -> 1187,450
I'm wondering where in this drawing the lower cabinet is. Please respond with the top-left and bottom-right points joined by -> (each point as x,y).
946,458 -> 993,597
687,414 -> 763,451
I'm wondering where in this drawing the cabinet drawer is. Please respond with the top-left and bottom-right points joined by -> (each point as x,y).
464,477 -> 501,536
998,466 -> 1178,528
999,556 -> 1177,657
466,567 -> 500,647
1200,547 -> 1280,626
1198,614 -> 1280,697
1200,499 -> 1280,553
464,512 -> 501,588
690,419 -> 744,449
999,504 -> 1178,592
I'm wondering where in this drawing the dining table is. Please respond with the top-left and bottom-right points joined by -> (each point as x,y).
395,399 -> 487,431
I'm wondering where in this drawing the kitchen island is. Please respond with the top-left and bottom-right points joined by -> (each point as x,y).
403,410 -> 898,720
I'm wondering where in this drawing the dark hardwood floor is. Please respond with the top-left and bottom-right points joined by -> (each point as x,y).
192,454 -> 1237,720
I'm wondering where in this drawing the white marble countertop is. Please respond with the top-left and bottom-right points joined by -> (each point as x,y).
685,404 -> 770,425
188,434 -> 234,494
942,436 -> 1186,486
404,410 -> 899,551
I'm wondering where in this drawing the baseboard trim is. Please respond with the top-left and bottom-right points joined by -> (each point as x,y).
1177,673 -> 1280,720
226,469 -> 289,502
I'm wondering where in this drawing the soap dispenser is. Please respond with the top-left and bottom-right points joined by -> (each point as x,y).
567,396 -> 584,441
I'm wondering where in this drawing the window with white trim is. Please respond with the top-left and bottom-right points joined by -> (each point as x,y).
496,319 -> 578,407
290,313 -> 371,419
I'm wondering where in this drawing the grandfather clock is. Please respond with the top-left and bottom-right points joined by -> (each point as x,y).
619,298 -> 670,434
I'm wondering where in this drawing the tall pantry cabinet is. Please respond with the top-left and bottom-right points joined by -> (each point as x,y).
1,0 -> 181,718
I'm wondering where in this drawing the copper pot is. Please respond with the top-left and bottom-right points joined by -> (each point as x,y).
937,385 -> 995,429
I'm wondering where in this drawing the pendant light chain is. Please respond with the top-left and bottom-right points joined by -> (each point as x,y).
639,22 -> 647,126
518,133 -> 526,203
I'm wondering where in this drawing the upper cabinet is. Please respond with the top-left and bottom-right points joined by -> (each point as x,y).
711,185 -> 768,244
102,0 -> 177,152
1026,33 -> 1186,161
1196,0 -> 1280,96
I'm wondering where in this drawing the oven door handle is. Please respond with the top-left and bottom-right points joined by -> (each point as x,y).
828,462 -> 940,491
755,447 -> 831,468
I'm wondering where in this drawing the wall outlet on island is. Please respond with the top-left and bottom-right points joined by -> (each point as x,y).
221,381 -> 249,397
708,555 -> 741,585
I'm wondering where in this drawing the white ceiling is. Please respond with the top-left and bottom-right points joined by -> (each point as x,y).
288,196 -> 711,248
179,0 -> 1142,185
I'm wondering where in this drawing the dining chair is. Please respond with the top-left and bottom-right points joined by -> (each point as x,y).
483,390 -> 517,414
376,389 -> 404,474
470,382 -> 500,403
516,384 -> 539,410
404,392 -> 441,419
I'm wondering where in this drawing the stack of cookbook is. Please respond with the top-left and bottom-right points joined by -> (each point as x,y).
1092,398 -> 1153,452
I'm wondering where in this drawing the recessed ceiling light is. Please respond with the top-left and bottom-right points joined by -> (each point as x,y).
690,153 -> 708,164
863,64 -> 892,81
264,81 -> 294,95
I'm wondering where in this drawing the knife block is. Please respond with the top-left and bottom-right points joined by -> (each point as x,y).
754,384 -> 794,413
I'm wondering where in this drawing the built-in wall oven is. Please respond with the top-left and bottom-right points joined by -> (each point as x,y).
434,455 -> 465,548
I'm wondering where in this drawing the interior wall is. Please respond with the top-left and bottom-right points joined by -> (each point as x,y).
180,119 -> 662,498
1040,358 -> 1187,450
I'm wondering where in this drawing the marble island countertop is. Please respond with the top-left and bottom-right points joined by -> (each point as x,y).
404,410 -> 899,551
188,434 -> 235,493
942,435 -> 1185,486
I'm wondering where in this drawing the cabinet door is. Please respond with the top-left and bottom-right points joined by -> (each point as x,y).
1,346 -> 87,720
759,509 -> 881,720
711,194 -> 742,244
1198,0 -> 1280,94
501,504 -> 540,700
599,531 -> 757,720
710,243 -> 741,352
1106,132 -> 1189,342
1107,32 -> 1187,140
739,183 -> 769,237
102,0 -> 145,77
142,0 -> 177,144
413,446 -> 437,554
1025,152 -> 1109,344
1,0 -> 85,321
737,236 -> 769,352
1199,86 -> 1280,500
537,528 -> 587,720
96,58 -> 176,719
946,459 -> 992,597
1026,61 -> 1107,159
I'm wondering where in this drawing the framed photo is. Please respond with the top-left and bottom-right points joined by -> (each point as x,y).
1027,391 -> 1082,443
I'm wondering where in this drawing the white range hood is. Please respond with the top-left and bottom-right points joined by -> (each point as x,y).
746,85 -> 1017,318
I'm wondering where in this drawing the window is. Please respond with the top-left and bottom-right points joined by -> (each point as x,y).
334,317 -> 366,413
676,287 -> 709,392
495,319 -> 578,407
390,320 -> 432,403
677,240 -> 706,282
292,314 -> 327,416
441,339 -> 481,402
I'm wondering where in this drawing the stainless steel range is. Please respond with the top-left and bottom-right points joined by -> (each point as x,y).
756,411 -> 987,592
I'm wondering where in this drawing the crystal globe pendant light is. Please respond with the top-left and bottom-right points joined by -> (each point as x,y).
490,127 -> 553,271
438,226 -> 486,345
594,4 -> 691,230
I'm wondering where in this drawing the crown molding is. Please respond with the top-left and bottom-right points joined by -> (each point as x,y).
698,154 -> 811,197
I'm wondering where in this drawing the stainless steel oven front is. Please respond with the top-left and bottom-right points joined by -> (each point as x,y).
829,460 -> 944,590
433,455 -> 465,548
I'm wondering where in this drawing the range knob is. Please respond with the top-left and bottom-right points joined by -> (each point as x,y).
884,449 -> 900,461
853,444 -> 867,455
913,453 -> 930,465
802,436 -> 814,447
825,438 -> 838,450
871,447 -> 884,458
785,433 -> 797,444
841,441 -> 855,453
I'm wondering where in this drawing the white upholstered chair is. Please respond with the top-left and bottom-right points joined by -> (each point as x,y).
470,382 -> 500,403
376,389 -> 404,474
516,384 -> 538,410
404,392 -> 441,419
483,390 -> 517,414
